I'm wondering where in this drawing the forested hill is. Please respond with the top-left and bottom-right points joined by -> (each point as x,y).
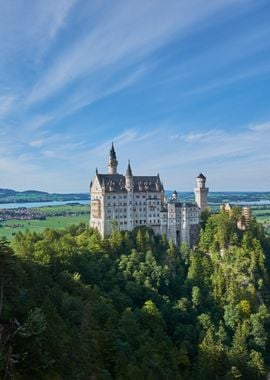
0,188 -> 89,203
0,209 -> 270,379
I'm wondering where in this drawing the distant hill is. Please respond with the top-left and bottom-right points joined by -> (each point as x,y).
0,188 -> 89,204
0,188 -> 269,205
166,191 -> 270,204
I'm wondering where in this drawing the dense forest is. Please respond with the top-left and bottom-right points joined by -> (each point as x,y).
0,208 -> 270,379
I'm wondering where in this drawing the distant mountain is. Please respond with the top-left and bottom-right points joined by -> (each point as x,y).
21,190 -> 49,195
0,188 -> 17,195
0,188 -> 269,205
0,188 -> 89,204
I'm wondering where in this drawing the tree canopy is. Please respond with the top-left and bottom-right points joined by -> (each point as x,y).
0,210 -> 270,379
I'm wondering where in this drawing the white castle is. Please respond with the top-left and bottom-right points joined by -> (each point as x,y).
90,144 -> 209,247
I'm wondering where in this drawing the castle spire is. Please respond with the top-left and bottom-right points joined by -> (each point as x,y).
110,142 -> 116,160
108,142 -> 118,174
126,160 -> 133,177
125,160 -> 133,191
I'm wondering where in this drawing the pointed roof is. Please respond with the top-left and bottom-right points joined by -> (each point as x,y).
109,142 -> 117,160
126,160 -> 133,176
197,173 -> 206,179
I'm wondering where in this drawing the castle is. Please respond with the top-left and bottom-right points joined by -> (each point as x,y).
90,144 -> 209,247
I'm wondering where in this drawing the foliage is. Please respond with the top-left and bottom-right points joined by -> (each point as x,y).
0,208 -> 269,379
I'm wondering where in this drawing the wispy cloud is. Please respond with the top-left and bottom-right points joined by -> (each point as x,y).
0,95 -> 16,118
0,0 -> 76,60
180,130 -> 223,142
249,121 -> 270,132
0,0 -> 269,192
25,0 -> 247,106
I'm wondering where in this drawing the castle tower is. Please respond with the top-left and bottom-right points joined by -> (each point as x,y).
194,173 -> 209,210
172,190 -> 178,202
125,160 -> 133,191
108,142 -> 118,174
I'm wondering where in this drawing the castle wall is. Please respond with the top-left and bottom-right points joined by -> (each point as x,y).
89,148 -> 207,248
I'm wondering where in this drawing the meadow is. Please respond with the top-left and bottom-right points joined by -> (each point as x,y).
0,204 -> 89,241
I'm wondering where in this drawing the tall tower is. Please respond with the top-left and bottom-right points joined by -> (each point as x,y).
125,160 -> 133,191
108,143 -> 118,174
194,173 -> 209,210
172,190 -> 178,202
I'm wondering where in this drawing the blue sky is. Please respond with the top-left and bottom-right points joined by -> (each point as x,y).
0,0 -> 270,192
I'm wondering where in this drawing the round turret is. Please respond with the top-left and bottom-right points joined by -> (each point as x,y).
196,173 -> 206,189
194,173 -> 208,210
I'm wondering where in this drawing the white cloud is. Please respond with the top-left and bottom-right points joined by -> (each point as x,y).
0,0 -> 268,192
249,121 -> 270,132
182,130 -> 223,142
26,0 -> 247,106
29,139 -> 44,148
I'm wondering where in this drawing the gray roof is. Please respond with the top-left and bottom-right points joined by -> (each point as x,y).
197,173 -> 206,179
168,200 -> 197,208
126,161 -> 133,177
96,173 -> 162,193
109,143 -> 117,160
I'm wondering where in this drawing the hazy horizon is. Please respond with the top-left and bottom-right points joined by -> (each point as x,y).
1,187 -> 270,195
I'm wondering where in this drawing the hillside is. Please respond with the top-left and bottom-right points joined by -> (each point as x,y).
0,188 -> 89,204
0,208 -> 269,379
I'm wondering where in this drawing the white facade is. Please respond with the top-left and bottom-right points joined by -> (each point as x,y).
90,145 -> 208,247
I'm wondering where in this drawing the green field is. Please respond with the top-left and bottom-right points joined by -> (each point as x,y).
31,204 -> 89,215
0,204 -> 89,241
251,207 -> 270,223
0,215 -> 89,241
